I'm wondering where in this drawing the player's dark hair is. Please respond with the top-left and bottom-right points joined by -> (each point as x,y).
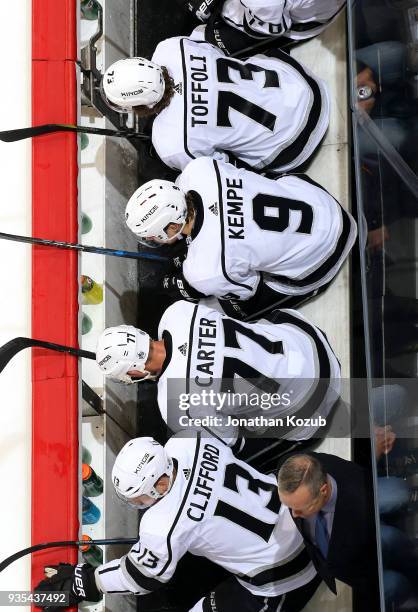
185,192 -> 197,224
277,454 -> 327,499
132,67 -> 175,118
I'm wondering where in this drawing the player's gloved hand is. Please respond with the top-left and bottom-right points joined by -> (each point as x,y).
34,563 -> 102,609
179,0 -> 224,22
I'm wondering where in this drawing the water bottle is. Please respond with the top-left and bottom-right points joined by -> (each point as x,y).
82,496 -> 101,524
81,275 -> 103,305
80,133 -> 89,151
82,463 -> 103,497
81,313 -> 93,335
81,0 -> 100,20
81,535 -> 103,567
81,213 -> 92,235
82,446 -> 92,464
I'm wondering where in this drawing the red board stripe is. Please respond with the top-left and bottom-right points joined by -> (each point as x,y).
31,0 -> 79,592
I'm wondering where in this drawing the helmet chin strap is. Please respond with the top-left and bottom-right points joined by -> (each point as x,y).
129,370 -> 158,384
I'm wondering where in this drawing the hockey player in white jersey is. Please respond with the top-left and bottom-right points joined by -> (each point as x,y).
181,0 -> 346,55
125,157 -> 357,315
35,434 -> 321,610
100,33 -> 330,173
95,301 -> 341,460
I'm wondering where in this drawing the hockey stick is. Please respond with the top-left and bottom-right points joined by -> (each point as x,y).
0,123 -> 149,143
82,380 -> 133,439
0,231 -> 167,262
0,340 -> 134,437
0,537 -> 137,574
0,337 -> 95,375
231,35 -> 293,59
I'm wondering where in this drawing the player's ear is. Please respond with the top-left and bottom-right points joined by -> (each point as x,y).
319,483 -> 328,497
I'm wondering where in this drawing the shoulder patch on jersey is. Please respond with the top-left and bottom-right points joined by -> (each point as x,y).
209,202 -> 218,216
178,342 -> 188,356
174,82 -> 183,95
182,468 -> 191,480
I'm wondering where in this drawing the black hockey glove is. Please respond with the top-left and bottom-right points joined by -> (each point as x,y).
160,273 -> 206,302
178,0 -> 224,22
34,563 -> 102,610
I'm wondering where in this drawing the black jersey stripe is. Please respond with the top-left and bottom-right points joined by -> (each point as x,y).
260,48 -> 323,171
239,547 -> 312,587
98,564 -> 121,575
180,38 -> 196,163
156,432 -> 202,577
265,309 -> 335,434
125,557 -> 166,591
213,159 -> 254,293
185,304 -> 199,397
269,205 -> 353,288
287,4 -> 345,34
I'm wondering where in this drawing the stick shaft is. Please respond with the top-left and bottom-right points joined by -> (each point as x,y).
0,231 -> 167,262
0,538 -> 137,573
0,123 -> 148,142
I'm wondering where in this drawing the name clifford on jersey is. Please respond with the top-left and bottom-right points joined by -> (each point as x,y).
187,443 -> 220,522
179,414 -> 327,428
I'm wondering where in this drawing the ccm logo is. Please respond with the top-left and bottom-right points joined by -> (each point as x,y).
74,565 -> 86,597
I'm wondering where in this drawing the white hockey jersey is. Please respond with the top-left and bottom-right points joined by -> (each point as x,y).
151,33 -> 329,172
221,0 -> 346,41
156,300 -> 341,440
176,157 -> 357,299
95,434 -> 316,599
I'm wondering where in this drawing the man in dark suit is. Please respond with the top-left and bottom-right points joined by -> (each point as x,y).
277,452 -> 380,611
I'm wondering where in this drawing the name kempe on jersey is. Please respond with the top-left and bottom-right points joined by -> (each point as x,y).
156,300 -> 341,440
151,32 -> 329,172
95,434 -> 316,598
177,157 -> 357,300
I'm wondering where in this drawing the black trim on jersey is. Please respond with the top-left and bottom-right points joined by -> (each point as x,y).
242,11 -> 286,39
125,557 -> 165,592
260,49 -> 323,171
180,38 -> 196,164
288,5 -> 343,33
185,305 -> 199,393
157,432 -> 202,577
270,205 -> 352,288
292,173 -> 335,196
239,547 -> 312,587
189,191 -> 205,240
213,159 -> 253,293
157,331 -> 173,381
98,564 -> 121,575
266,310 -> 333,429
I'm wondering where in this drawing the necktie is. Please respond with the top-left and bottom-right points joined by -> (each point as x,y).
315,511 -> 329,558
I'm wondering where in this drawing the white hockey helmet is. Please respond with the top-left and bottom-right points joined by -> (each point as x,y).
112,437 -> 174,509
96,325 -> 152,384
125,179 -> 187,244
101,57 -> 165,112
